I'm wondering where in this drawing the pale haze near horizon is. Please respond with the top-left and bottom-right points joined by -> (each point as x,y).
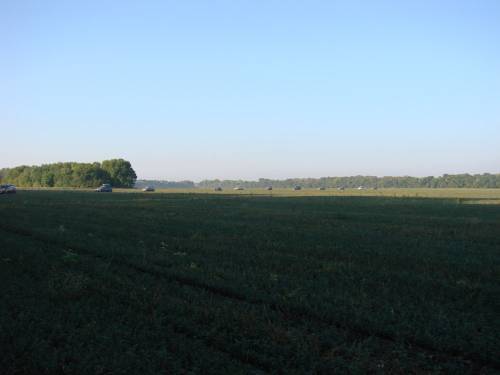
1,0 -> 499,181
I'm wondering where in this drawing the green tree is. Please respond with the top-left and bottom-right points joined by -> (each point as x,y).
101,159 -> 137,188
0,159 -> 136,188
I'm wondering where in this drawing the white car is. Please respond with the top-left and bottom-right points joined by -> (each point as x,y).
142,186 -> 155,192
0,184 -> 16,194
95,184 -> 112,192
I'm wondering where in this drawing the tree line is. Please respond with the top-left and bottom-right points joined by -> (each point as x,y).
2,163 -> 499,189
135,180 -> 195,189
0,159 -> 137,188
196,173 -> 500,189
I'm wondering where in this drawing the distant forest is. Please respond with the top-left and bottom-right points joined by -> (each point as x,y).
0,159 -> 136,188
144,173 -> 500,189
197,173 -> 500,188
2,163 -> 499,189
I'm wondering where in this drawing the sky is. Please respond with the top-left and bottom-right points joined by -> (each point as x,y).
1,0 -> 499,181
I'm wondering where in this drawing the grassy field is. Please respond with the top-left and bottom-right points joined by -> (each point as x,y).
20,187 -> 500,201
1,190 -> 499,374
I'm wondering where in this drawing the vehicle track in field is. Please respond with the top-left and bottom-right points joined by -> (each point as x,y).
0,223 -> 497,372
0,230 -> 272,373
0,231 -> 442,374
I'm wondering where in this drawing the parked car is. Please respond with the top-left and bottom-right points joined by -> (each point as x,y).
95,184 -> 112,192
214,187 -> 223,191
266,186 -> 273,191
318,187 -> 326,190
0,184 -> 16,194
293,186 -> 302,191
233,187 -> 244,191
142,186 -> 155,192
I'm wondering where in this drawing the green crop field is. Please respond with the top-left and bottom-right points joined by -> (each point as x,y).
1,190 -> 499,374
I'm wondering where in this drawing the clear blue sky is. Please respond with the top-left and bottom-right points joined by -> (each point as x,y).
2,0 -> 499,180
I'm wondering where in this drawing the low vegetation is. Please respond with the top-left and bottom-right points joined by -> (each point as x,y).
135,179 -> 195,189
1,190 -> 499,373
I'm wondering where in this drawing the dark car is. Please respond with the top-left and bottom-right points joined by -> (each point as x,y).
0,184 -> 16,194
142,186 -> 155,192
95,184 -> 112,192
293,185 -> 302,191
214,187 -> 223,191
